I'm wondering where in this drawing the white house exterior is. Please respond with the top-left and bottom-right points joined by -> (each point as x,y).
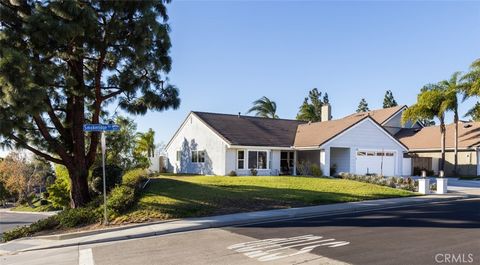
165,106 -> 480,177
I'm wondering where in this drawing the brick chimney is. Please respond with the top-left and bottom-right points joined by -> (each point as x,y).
321,104 -> 331,122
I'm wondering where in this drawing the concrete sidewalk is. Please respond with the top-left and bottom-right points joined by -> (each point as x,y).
0,193 -> 473,256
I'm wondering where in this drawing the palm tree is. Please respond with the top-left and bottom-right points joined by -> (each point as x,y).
296,98 -> 319,122
402,88 -> 448,172
247,96 -> 279,119
437,72 -> 464,175
136,128 -> 156,158
461,58 -> 480,121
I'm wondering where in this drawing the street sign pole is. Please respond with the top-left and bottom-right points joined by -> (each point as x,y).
101,132 -> 108,225
83,123 -> 120,226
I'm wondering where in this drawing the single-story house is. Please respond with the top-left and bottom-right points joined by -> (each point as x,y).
396,122 -> 480,176
165,105 -> 480,177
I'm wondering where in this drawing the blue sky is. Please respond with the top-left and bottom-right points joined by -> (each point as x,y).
1,1 -> 479,156
131,0 -> 479,147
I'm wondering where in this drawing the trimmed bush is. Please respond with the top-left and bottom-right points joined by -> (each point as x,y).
338,173 -> 417,192
227,170 -> 237,176
56,207 -> 100,228
310,164 -> 323,177
48,165 -> 71,209
91,165 -> 123,194
2,215 -> 59,242
107,186 -> 136,214
122,169 -> 147,189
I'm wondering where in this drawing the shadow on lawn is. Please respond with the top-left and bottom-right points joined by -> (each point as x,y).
136,178 -> 412,219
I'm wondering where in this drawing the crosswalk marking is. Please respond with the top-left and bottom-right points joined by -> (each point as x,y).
228,234 -> 350,262
79,248 -> 95,265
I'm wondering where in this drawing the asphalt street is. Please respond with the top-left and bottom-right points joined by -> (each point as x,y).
2,197 -> 479,265
0,209 -> 54,236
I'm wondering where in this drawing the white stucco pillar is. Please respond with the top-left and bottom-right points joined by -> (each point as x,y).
293,151 -> 297,176
320,148 -> 331,176
436,178 -> 448,194
418,178 -> 430,194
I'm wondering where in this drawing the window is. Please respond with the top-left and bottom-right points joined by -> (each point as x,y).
366,152 -> 375,156
385,152 -> 395,157
198,151 -> 206,162
280,151 -> 294,174
237,150 -> 245,169
357,151 -> 366,156
176,151 -> 181,161
191,150 -> 206,163
248,151 -> 268,169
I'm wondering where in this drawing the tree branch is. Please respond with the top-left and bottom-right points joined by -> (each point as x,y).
33,114 -> 71,163
9,134 -> 64,164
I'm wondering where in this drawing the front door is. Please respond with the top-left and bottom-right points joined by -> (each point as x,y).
280,151 -> 294,175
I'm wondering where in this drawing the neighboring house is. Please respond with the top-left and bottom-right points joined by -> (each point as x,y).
166,105 -> 438,176
396,122 -> 480,176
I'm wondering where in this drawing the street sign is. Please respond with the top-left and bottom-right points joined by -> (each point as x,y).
83,124 -> 120,132
83,123 -> 121,225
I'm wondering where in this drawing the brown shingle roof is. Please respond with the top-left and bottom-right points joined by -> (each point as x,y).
193,112 -> 305,147
342,105 -> 405,125
294,114 -> 369,148
395,122 -> 480,150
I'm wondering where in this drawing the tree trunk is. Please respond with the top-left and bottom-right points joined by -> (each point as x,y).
453,111 -> 459,176
440,122 -> 446,172
68,166 -> 91,208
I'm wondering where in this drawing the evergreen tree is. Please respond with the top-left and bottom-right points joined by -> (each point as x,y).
356,98 -> 370,113
323,93 -> 330,105
383,90 -> 398,108
296,88 -> 330,122
0,1 -> 180,207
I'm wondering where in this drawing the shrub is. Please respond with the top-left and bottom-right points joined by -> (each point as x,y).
122,168 -> 148,189
39,199 -> 49,206
2,215 -> 59,242
413,167 -> 435,177
48,165 -> 71,209
91,165 -> 123,194
107,186 -> 136,214
310,164 -> 323,177
56,207 -> 100,228
227,170 -> 237,176
250,168 -> 258,176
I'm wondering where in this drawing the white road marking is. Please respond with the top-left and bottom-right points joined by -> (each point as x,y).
78,248 -> 95,265
228,234 -> 350,262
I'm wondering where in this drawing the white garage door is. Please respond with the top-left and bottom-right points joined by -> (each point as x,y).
355,150 -> 395,176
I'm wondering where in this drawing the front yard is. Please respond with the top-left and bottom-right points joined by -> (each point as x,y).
113,175 -> 415,223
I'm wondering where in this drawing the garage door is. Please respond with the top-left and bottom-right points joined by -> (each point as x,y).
355,150 -> 395,176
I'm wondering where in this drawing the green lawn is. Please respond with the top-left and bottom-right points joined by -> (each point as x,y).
11,199 -> 59,212
114,175 -> 415,223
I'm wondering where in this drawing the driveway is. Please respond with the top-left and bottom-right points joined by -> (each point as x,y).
0,209 -> 56,236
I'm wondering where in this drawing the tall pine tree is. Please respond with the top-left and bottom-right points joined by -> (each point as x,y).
383,90 -> 398,108
296,88 -> 330,121
0,1 -> 180,207
356,98 -> 370,113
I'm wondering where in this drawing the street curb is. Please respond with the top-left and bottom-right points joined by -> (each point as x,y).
7,194 -> 473,254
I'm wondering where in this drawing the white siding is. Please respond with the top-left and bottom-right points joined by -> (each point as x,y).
165,113 -> 228,175
322,119 -> 406,176
402,158 -> 412,176
477,149 -> 480,176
